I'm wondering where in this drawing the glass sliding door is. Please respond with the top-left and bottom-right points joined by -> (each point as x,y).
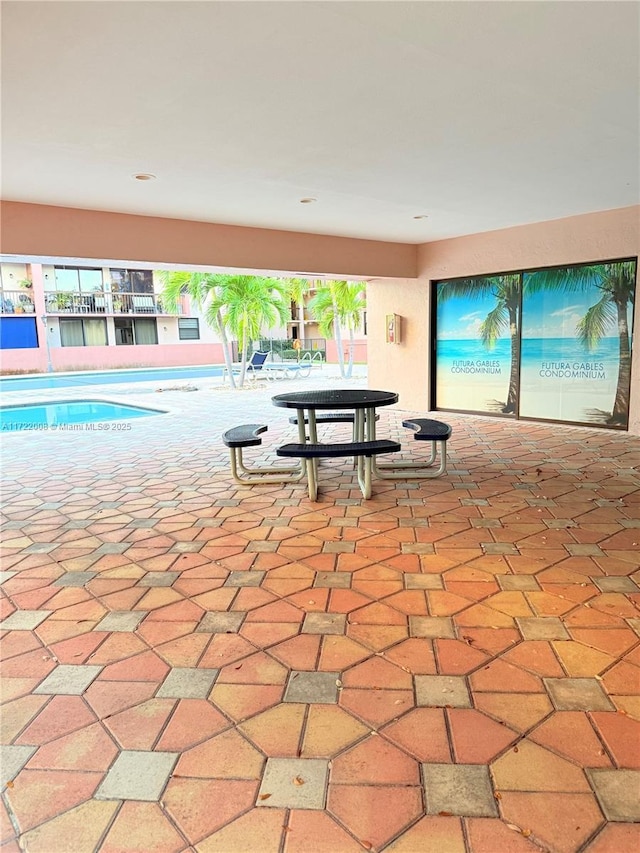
83,319 -> 107,347
59,319 -> 84,347
133,319 -> 158,345
434,273 -> 520,416
434,258 -> 636,429
519,260 -> 636,428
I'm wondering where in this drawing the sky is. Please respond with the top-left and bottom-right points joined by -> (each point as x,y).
436,273 -> 633,341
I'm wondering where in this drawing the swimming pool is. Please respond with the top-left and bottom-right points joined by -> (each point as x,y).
0,364 -> 224,393
1,400 -> 165,431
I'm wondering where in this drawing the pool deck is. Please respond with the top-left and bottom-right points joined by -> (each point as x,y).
1,368 -> 639,852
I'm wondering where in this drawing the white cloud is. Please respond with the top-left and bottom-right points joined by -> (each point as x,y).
549,304 -> 582,318
466,318 -> 484,336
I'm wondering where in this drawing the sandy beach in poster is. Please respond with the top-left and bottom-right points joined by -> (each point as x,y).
436,338 -> 621,424
436,363 -> 510,413
520,337 -> 620,424
436,339 -> 512,414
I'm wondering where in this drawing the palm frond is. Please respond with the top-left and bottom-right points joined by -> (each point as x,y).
525,265 -> 604,296
575,295 -> 616,351
208,275 -> 289,351
156,271 -> 194,313
284,278 -> 312,304
479,304 -> 508,348
438,274 -> 518,302
600,261 -> 637,302
157,270 -> 223,312
307,287 -> 336,336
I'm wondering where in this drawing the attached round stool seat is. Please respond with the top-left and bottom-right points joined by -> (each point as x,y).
222,424 -> 267,448
402,418 -> 452,440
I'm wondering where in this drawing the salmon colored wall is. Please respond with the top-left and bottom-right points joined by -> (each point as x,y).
0,342 -> 224,374
0,202 -> 416,280
49,342 -> 223,372
325,338 -> 367,365
368,206 -> 640,434
367,280 -> 430,405
2,340 -> 369,373
0,347 -> 47,374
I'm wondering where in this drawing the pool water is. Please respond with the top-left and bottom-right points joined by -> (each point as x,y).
1,400 -> 165,431
0,365 -> 224,393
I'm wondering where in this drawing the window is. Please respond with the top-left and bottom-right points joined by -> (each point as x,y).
134,318 -> 158,344
434,258 -> 637,429
114,317 -> 158,345
110,269 -> 154,294
0,317 -> 38,349
54,267 -> 103,293
60,318 -> 107,347
114,319 -> 133,345
178,318 -> 200,340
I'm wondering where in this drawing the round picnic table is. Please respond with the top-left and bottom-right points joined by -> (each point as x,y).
272,388 -> 398,441
272,389 -> 399,499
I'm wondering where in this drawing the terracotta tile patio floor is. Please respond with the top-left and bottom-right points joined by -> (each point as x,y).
1,371 -> 639,852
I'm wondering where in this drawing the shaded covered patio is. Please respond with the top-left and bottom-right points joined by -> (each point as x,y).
1,371 -> 639,852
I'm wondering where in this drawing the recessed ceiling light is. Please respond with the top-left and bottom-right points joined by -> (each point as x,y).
133,173 -> 156,181
413,214 -> 429,220
299,197 -> 317,204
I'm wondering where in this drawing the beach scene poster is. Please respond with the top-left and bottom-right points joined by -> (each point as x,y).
435,274 -> 520,415
519,261 -> 636,427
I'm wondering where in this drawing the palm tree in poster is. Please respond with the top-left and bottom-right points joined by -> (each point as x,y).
438,274 -> 521,413
525,261 -> 636,425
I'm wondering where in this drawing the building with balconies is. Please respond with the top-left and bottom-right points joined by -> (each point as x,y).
0,262 -> 225,373
1,262 -> 367,374
287,282 -> 367,365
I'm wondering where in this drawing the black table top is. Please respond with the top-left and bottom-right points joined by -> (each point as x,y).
272,389 -> 399,410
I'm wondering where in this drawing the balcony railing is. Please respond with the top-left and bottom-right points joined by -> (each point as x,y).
0,290 -> 36,315
43,292 -> 183,315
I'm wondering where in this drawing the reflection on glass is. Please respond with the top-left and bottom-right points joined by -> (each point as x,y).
110,269 -> 132,293
79,269 -> 103,293
55,268 -> 78,292
55,268 -> 104,294
109,269 -> 154,293
131,271 -> 154,294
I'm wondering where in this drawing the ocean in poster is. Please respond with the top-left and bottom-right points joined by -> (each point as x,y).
436,337 -> 624,423
437,336 -> 621,370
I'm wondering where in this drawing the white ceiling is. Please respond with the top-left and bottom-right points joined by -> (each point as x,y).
2,1 -> 638,245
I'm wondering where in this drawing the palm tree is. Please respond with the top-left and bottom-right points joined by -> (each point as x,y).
308,280 -> 366,379
158,272 -> 290,388
285,278 -> 312,345
438,274 -> 521,413
336,281 -> 366,378
526,261 -> 636,425
207,275 -> 290,387
157,270 -> 238,386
